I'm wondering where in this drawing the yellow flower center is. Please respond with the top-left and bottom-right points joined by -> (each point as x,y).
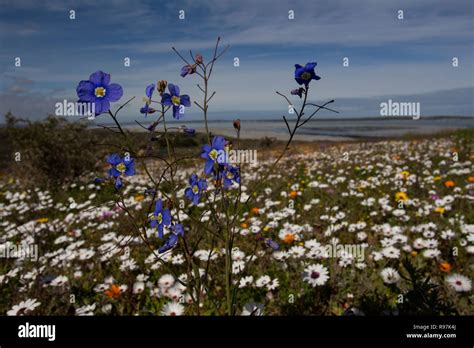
171,95 -> 181,106
94,86 -> 106,98
209,149 -> 218,161
153,213 -> 163,223
116,162 -> 126,173
192,185 -> 199,194
301,72 -> 312,80
226,171 -> 234,179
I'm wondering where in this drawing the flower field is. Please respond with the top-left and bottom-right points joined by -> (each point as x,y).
1,130 -> 473,316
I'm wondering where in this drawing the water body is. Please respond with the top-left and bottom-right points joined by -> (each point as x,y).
146,117 -> 474,141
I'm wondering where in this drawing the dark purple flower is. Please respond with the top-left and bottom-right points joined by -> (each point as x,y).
223,165 -> 240,188
180,64 -> 196,77
161,83 -> 191,119
201,136 -> 227,175
294,62 -> 320,86
265,238 -> 279,250
185,174 -> 207,204
106,153 -> 136,189
158,224 -> 184,254
76,71 -> 123,115
151,199 -> 172,239
140,83 -> 156,117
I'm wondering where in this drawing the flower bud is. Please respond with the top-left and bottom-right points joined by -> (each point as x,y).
195,54 -> 203,64
157,80 -> 167,95
233,118 -> 241,132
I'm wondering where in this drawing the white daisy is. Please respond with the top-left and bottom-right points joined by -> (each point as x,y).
50,275 -> 68,287
255,275 -> 271,288
241,302 -> 264,316
445,274 -> 472,292
132,281 -> 145,294
302,264 -> 329,287
238,276 -> 253,288
266,278 -> 279,291
161,302 -> 185,316
158,274 -> 175,289
380,267 -> 400,284
7,298 -> 41,316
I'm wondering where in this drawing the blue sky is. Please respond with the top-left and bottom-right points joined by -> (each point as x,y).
0,0 -> 473,122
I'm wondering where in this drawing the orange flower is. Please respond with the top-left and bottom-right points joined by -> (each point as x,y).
438,262 -> 452,273
468,176 -> 474,183
289,191 -> 298,199
411,251 -> 418,257
105,284 -> 121,299
240,222 -> 248,229
444,180 -> 455,188
283,233 -> 295,244
251,207 -> 260,215
392,155 -> 400,161
134,194 -> 145,202
435,207 -> 445,214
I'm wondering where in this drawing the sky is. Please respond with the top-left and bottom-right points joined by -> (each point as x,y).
0,0 -> 473,123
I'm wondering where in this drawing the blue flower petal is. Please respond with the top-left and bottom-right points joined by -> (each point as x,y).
93,99 -> 110,115
145,84 -> 155,99
76,80 -> 95,102
180,95 -> 191,107
204,159 -> 214,175
168,83 -> 180,97
89,71 -> 110,86
107,83 -> 123,102
161,93 -> 172,106
162,209 -> 171,225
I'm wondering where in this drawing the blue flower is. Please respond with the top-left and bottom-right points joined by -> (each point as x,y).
265,238 -> 279,250
140,83 -> 156,117
76,71 -> 123,115
161,84 -> 191,119
223,165 -> 240,188
185,174 -> 207,204
159,224 -> 184,254
151,199 -> 172,238
106,153 -> 136,189
201,136 -> 227,175
294,62 -> 320,86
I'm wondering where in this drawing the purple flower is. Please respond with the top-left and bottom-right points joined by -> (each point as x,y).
76,71 -> 123,115
294,62 -> 320,86
106,153 -> 136,189
159,224 -> 184,254
183,127 -> 196,135
223,165 -> 240,188
161,84 -> 191,119
140,84 -> 156,117
201,136 -> 227,175
180,64 -> 196,77
151,199 -> 172,239
265,238 -> 279,250
185,174 -> 207,204
291,87 -> 305,98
